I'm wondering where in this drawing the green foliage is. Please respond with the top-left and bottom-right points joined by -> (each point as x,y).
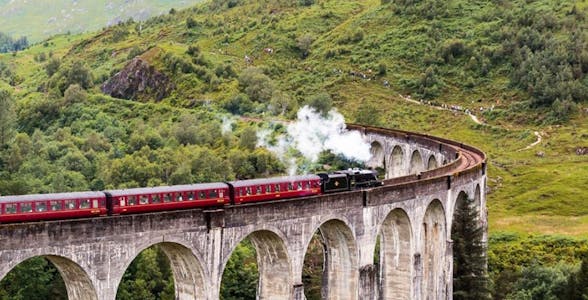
507,263 -> 569,300
303,233 -> 324,300
45,58 -> 61,77
116,246 -> 174,300
238,67 -> 275,103
220,239 -> 258,300
296,33 -> 314,58
488,234 -> 588,299
452,197 -> 490,300
0,257 -> 67,300
0,89 -> 15,146
354,102 -> 380,126
307,92 -> 332,117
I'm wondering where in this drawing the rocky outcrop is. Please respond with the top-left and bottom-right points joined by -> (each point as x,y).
101,58 -> 173,101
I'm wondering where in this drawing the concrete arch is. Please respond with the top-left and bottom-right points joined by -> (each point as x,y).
389,145 -> 404,178
304,219 -> 359,299
368,141 -> 385,170
427,155 -> 438,170
421,199 -> 447,300
379,208 -> 413,299
116,242 -> 207,300
2,255 -> 97,300
221,229 -> 292,300
409,150 -> 424,175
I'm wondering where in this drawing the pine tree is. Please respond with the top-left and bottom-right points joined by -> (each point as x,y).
452,196 -> 491,300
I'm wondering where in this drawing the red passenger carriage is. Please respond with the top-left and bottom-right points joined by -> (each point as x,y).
229,175 -> 322,204
106,183 -> 230,215
0,191 -> 107,223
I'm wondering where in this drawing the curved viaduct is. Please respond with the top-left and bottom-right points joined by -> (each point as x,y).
0,125 -> 487,300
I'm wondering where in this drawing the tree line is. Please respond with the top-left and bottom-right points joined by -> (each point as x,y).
0,32 -> 28,53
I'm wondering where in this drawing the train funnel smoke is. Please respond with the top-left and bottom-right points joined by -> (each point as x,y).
258,105 -> 372,174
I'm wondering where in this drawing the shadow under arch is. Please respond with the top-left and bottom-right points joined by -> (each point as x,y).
369,141 -> 385,170
378,208 -> 413,299
221,229 -> 292,299
421,199 -> 447,299
303,218 -> 358,299
389,145 -> 404,178
410,150 -> 424,175
2,254 -> 97,300
427,155 -> 438,170
116,241 -> 206,300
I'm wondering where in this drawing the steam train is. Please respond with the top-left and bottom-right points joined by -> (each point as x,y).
0,169 -> 381,224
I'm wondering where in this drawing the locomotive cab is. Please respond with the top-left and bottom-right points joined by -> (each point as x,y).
320,169 -> 382,193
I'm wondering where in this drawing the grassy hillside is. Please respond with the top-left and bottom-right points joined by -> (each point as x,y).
0,0 -> 204,42
0,0 -> 587,235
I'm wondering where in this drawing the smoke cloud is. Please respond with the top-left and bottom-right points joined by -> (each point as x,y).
257,105 -> 372,174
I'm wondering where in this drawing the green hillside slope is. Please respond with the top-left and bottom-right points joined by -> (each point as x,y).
0,0 -> 204,42
0,0 -> 586,235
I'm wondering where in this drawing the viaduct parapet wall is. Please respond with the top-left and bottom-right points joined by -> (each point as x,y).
0,125 -> 487,300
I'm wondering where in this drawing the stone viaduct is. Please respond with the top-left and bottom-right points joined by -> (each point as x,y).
0,125 -> 487,300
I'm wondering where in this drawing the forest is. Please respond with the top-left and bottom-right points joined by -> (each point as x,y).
0,0 -> 587,298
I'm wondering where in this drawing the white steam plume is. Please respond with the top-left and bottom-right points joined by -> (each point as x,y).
257,105 -> 372,174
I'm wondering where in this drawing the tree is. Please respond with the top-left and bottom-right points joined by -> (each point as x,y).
308,92 -> 332,117
354,102 -> 380,126
296,33 -> 314,58
238,67 -> 275,103
220,240 -> 258,300
45,57 -> 61,76
0,89 -> 15,146
63,84 -> 87,106
452,197 -> 491,300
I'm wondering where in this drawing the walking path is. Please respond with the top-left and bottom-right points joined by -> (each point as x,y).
397,94 -> 543,150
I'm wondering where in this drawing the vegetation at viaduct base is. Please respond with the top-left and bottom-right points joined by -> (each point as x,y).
0,0 -> 587,298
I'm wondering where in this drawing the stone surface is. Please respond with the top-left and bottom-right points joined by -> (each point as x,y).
0,126 -> 487,300
101,58 -> 173,101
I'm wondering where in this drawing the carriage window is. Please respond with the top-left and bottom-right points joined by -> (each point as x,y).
256,186 -> 262,194
199,191 -> 206,199
210,190 -> 218,198
65,200 -> 76,210
246,187 -> 252,195
49,201 -> 61,211
21,203 -> 32,213
306,181 -> 311,189
164,193 -> 172,202
93,199 -> 99,208
140,195 -> 149,204
80,199 -> 91,209
36,202 -> 47,212
176,193 -> 184,201
288,183 -> 293,190
5,204 -> 16,214
266,185 -> 271,193
152,195 -> 161,203
275,184 -> 280,192
297,182 -> 302,190
125,196 -> 133,206
188,192 -> 195,200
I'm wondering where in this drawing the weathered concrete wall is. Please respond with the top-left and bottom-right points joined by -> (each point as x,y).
0,126 -> 486,300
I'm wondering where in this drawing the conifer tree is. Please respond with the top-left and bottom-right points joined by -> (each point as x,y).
452,197 -> 491,300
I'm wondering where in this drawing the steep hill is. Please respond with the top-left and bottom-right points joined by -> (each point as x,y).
0,0 -> 586,236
